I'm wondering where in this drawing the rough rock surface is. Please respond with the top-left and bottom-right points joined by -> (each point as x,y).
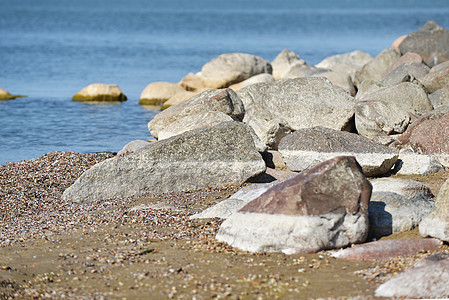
393,149 -> 445,175
72,83 -> 127,102
228,73 -> 274,91
216,156 -> 372,254
200,53 -> 272,88
375,253 -> 449,298
311,70 -> 356,96
377,62 -> 430,87
237,78 -> 356,148
138,82 -> 186,105
158,111 -> 233,140
315,50 -> 372,76
369,192 -> 434,239
392,109 -> 449,167
332,238 -> 442,261
420,177 -> 449,242
190,181 -> 280,219
161,90 -> 197,110
148,88 -> 245,139
117,140 -> 150,157
271,49 -> 305,80
429,85 -> 449,109
63,122 -> 266,203
355,49 -> 399,87
421,60 -> 449,93
370,177 -> 434,200
381,52 -> 422,77
398,20 -> 449,67
278,127 -> 398,176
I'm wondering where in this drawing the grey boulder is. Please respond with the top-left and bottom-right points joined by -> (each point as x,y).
200,53 -> 272,89
369,191 -> 434,239
216,156 -> 372,254
421,60 -> 449,93
148,88 -> 244,139
271,49 -> 306,80
370,177 -> 434,200
62,122 -> 266,203
237,77 -> 356,148
398,20 -> 449,67
393,149 -> 445,175
278,127 -> 398,176
354,48 -> 399,87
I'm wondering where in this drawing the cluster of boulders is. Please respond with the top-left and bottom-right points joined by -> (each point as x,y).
62,20 -> 449,298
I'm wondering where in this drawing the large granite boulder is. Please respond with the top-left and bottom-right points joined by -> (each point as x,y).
381,52 -> 423,77
392,109 -> 449,167
237,77 -> 356,148
278,127 -> 398,176
354,49 -> 399,87
355,82 -> 433,138
200,53 -> 272,89
375,253 -> 449,298
117,140 -> 150,157
72,83 -> 127,102
62,122 -> 266,203
420,177 -> 449,242
311,70 -> 356,96
398,20 -> 449,67
377,62 -> 430,87
315,50 -> 373,82
271,49 -> 305,80
228,73 -> 274,91
429,85 -> 449,109
369,192 -> 434,239
421,60 -> 449,93
158,111 -> 233,140
138,82 -> 186,106
216,156 -> 372,254
148,88 -> 245,139
0,88 -> 23,100
370,177 -> 434,200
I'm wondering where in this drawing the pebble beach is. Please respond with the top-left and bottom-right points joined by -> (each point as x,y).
0,152 -> 448,298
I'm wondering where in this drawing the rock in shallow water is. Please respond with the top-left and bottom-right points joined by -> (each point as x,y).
216,156 -> 371,254
63,122 -> 266,203
72,83 -> 127,102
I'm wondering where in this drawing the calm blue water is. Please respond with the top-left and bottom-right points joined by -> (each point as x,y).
1,0 -> 449,164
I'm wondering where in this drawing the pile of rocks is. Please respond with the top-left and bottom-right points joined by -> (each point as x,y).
62,20 -> 449,298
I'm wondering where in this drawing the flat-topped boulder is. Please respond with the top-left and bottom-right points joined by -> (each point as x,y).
138,81 -> 186,106
398,20 -> 449,67
0,88 -> 23,100
148,88 -> 245,139
62,122 -> 266,203
377,62 -> 430,87
420,177 -> 449,242
216,156 -> 371,254
421,60 -> 449,93
315,50 -> 373,82
278,127 -> 398,176
200,53 -> 272,89
72,83 -> 127,102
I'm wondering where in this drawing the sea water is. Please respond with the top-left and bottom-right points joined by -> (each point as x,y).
1,0 -> 449,164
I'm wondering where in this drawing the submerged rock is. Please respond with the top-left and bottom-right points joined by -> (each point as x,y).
0,88 -> 24,100
72,83 -> 127,102
216,156 -> 371,254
